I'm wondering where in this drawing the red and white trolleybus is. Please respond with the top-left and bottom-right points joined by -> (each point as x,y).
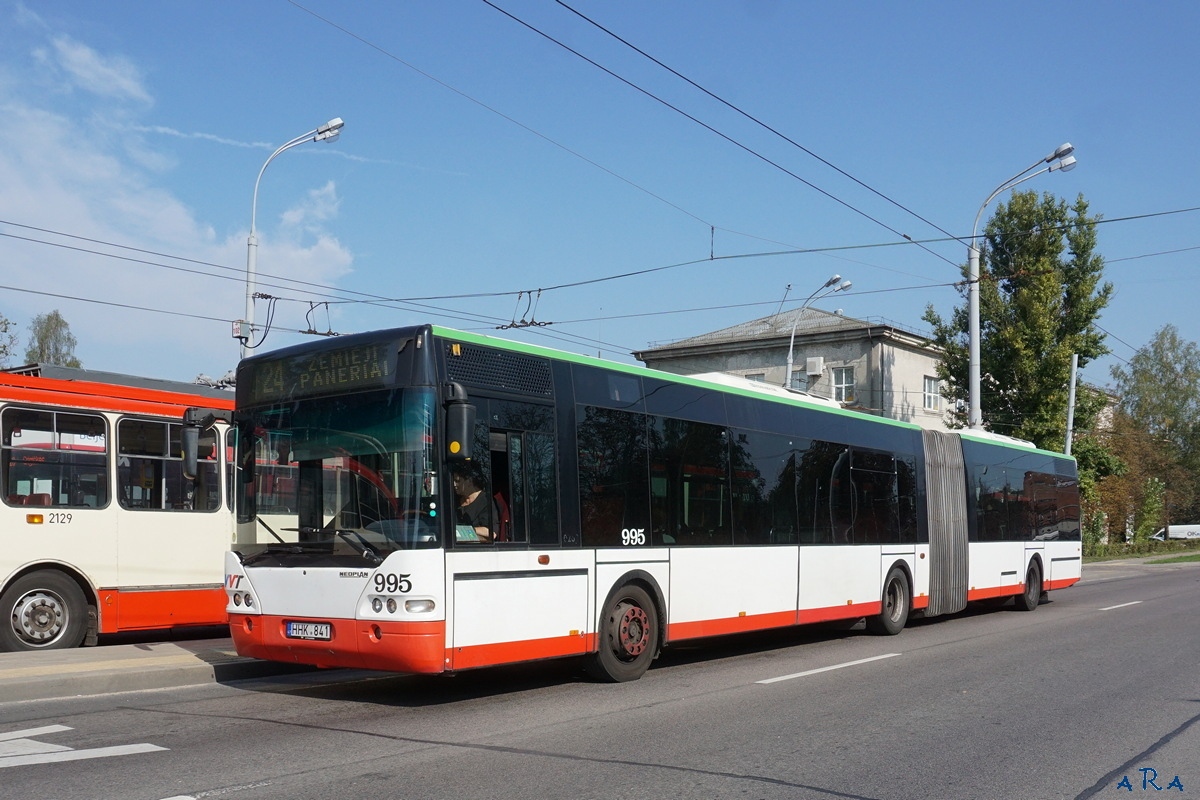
1,365 -> 233,651
193,325 -> 1082,681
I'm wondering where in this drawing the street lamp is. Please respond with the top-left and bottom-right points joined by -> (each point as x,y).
239,117 -> 345,358
966,142 -> 1076,429
783,274 -> 853,388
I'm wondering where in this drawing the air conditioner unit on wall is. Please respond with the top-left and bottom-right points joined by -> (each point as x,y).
806,357 -> 824,377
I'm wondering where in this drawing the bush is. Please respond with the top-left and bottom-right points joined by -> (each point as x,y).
1085,538 -> 1200,561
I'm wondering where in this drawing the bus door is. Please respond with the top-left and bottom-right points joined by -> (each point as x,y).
446,403 -> 587,670
115,418 -> 228,628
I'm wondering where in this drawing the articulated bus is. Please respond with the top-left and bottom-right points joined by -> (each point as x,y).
1,366 -> 234,651
198,324 -> 1082,682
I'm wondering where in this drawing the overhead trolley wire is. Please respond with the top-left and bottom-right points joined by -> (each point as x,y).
480,0 -> 959,269
554,0 -> 963,247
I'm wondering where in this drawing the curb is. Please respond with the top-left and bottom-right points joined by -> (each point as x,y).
0,639 -> 311,704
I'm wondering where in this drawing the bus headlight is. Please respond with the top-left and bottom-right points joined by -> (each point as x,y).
404,599 -> 436,614
371,597 -> 383,613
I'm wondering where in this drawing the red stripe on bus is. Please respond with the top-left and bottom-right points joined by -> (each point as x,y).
95,587 -> 227,633
0,373 -> 234,410
667,610 -> 798,641
0,384 -> 231,419
1045,577 -> 1080,590
967,585 -> 1022,602
798,601 -> 882,625
449,632 -> 592,671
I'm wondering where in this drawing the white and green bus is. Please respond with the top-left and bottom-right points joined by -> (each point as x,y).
190,324 -> 1081,682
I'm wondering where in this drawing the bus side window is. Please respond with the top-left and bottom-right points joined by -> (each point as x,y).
481,400 -> 560,546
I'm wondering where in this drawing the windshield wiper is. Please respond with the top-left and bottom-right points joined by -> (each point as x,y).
334,529 -> 382,565
273,524 -> 382,564
239,542 -> 326,566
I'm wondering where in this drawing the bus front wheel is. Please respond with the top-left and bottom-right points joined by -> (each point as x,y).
866,567 -> 910,636
0,571 -> 89,651
586,584 -> 659,682
1014,561 -> 1042,612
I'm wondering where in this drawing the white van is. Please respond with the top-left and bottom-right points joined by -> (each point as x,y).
1150,524 -> 1200,541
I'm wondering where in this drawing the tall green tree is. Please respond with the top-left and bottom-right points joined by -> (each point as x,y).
1107,324 -> 1200,523
24,310 -> 82,368
924,191 -> 1112,450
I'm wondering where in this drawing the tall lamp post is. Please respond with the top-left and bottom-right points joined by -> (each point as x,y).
967,143 -> 1076,429
784,274 -> 853,388
239,117 -> 345,358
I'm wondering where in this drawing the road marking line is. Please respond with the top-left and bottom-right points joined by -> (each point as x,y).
0,725 -> 72,742
757,653 -> 901,684
0,743 -> 167,768
0,724 -> 168,769
0,738 -> 72,757
1100,601 -> 1143,611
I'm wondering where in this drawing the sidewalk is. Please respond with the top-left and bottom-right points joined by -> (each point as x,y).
0,637 -> 309,704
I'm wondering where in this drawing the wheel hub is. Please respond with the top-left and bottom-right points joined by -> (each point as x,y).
617,603 -> 649,657
11,591 -> 65,645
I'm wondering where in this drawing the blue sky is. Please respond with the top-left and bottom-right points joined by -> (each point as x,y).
1,1 -> 1197,389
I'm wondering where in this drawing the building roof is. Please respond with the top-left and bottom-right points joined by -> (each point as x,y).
634,307 -> 929,358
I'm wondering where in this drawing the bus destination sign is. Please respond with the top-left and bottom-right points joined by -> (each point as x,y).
244,342 -> 395,405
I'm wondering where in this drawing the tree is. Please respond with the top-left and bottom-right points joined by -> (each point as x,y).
923,191 -> 1112,451
1105,324 -> 1200,525
0,311 -> 16,367
1134,477 -> 1166,543
24,310 -> 82,368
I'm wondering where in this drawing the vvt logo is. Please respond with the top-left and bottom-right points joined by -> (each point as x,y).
1115,767 -> 1184,792
225,574 -> 243,589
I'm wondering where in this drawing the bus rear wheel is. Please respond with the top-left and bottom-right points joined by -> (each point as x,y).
1014,561 -> 1042,612
866,567 -> 910,636
0,571 -> 89,651
586,584 -> 659,682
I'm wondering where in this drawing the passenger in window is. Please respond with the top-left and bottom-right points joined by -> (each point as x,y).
451,463 -> 498,543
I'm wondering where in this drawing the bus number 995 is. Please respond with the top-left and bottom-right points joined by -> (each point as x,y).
373,573 -> 412,593
621,528 -> 646,546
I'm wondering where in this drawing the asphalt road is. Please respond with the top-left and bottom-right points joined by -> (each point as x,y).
1,558 -> 1197,800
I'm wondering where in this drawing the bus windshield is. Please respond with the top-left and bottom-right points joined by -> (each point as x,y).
237,386 -> 441,562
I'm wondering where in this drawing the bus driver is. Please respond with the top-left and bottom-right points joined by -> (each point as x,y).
451,463 -> 498,543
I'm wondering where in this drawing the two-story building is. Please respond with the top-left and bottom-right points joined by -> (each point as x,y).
633,307 -> 950,431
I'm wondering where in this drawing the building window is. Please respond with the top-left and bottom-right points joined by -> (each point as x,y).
833,367 -> 855,402
745,373 -> 765,383
923,375 -> 942,411
790,370 -> 804,389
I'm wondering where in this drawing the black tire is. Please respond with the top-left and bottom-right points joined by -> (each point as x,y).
0,570 -> 89,651
1014,560 -> 1042,612
586,584 -> 659,682
865,567 -> 910,636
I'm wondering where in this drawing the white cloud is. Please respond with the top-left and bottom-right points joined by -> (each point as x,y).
280,181 -> 342,230
47,34 -> 151,104
0,22 -> 352,380
128,125 -> 272,150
